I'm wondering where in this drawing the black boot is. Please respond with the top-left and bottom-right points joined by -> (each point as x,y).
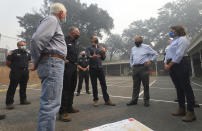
0,114 -> 6,120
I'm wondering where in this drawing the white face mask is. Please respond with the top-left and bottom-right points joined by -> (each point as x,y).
20,46 -> 26,50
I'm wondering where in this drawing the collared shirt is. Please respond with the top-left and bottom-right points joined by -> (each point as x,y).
7,49 -> 31,70
164,36 -> 190,64
31,15 -> 67,64
78,55 -> 89,68
65,36 -> 79,64
86,45 -> 106,69
130,44 -> 157,67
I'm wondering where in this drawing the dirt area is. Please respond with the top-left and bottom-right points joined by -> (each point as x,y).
0,66 -> 40,84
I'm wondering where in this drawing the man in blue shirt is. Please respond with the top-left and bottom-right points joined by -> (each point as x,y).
127,35 -> 157,107
30,3 -> 67,131
86,35 -> 115,107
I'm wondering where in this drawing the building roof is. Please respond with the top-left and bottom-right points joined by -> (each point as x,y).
188,30 -> 202,52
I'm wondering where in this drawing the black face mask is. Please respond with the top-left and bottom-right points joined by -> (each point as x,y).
82,54 -> 85,57
74,35 -> 80,40
135,41 -> 142,47
94,39 -> 99,44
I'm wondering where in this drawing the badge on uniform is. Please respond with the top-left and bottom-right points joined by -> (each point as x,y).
68,44 -> 72,46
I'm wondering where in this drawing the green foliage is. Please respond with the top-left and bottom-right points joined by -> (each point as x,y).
122,0 -> 202,58
17,0 -> 114,50
105,34 -> 124,61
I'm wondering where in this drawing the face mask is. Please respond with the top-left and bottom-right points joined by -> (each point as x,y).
169,32 -> 175,38
82,54 -> 85,57
20,46 -> 26,50
74,35 -> 80,40
61,16 -> 66,24
94,39 -> 99,44
135,41 -> 142,47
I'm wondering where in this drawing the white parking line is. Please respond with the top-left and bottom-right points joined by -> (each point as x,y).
95,94 -> 202,106
192,81 -> 202,87
139,80 -> 157,96
151,87 -> 202,91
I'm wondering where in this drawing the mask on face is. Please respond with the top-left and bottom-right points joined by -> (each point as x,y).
135,41 -> 142,47
74,35 -> 80,40
82,54 -> 85,57
20,46 -> 26,50
61,16 -> 66,24
94,39 -> 99,44
169,32 -> 175,38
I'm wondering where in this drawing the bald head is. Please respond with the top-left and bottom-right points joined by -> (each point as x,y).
134,35 -> 143,47
134,35 -> 143,42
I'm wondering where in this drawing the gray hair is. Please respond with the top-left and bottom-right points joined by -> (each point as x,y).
69,26 -> 78,33
50,3 -> 66,14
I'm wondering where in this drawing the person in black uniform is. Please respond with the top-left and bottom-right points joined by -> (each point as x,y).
86,35 -> 115,107
6,41 -> 31,110
59,27 -> 80,122
76,51 -> 90,96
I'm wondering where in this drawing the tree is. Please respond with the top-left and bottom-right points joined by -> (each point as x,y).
105,34 -> 124,61
122,0 -> 202,57
17,0 -> 114,50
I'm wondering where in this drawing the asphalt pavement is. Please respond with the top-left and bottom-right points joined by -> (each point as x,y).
0,76 -> 201,131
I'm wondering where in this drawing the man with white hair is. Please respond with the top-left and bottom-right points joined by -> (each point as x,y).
30,2 -> 67,131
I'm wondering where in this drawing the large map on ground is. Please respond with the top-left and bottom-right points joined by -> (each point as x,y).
84,118 -> 154,131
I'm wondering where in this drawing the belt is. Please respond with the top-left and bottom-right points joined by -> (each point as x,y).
42,54 -> 65,61
133,64 -> 144,67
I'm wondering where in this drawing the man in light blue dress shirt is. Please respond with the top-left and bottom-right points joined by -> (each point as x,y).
127,35 -> 157,107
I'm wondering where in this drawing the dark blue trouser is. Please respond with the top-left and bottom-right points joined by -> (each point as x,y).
169,58 -> 195,111
89,68 -> 110,102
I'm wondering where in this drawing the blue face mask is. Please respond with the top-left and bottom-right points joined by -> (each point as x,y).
169,32 -> 175,38
61,16 -> 66,24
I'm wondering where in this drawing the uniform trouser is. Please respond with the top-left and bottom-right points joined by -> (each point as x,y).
59,63 -> 77,114
131,66 -> 150,103
89,68 -> 110,102
6,69 -> 29,105
169,58 -> 195,111
77,70 -> 89,93
37,57 -> 64,131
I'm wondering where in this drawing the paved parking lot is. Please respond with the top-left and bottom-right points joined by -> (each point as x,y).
0,76 -> 201,131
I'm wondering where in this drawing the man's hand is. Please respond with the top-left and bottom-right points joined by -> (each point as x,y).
29,64 -> 37,71
164,64 -> 170,72
90,52 -> 100,59
65,59 -> 69,63
144,61 -> 152,66
100,45 -> 106,53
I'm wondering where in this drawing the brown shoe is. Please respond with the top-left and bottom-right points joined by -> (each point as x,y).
172,108 -> 186,116
182,111 -> 196,122
59,113 -> 71,122
67,107 -> 79,113
105,101 -> 116,106
93,100 -> 99,107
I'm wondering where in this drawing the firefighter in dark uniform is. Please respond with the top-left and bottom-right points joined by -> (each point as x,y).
86,35 -> 116,107
6,41 -> 31,110
59,27 -> 80,122
76,51 -> 90,96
